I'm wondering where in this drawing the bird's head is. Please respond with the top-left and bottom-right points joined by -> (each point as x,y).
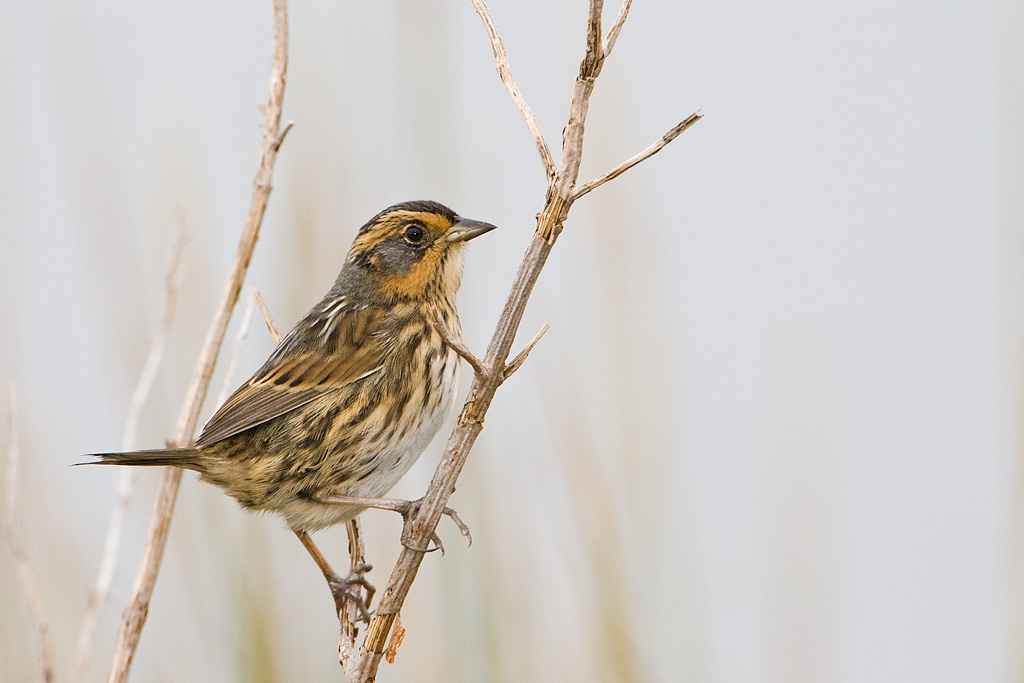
344,200 -> 496,302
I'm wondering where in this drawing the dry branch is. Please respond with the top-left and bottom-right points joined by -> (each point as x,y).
470,0 -> 554,180
106,1 -> 291,680
252,286 -> 282,342
503,323 -> 549,381
247,287 -> 387,674
602,0 -> 632,56
435,314 -> 488,380
348,0 -> 700,678
215,293 -> 258,408
4,385 -> 55,683
571,111 -> 703,201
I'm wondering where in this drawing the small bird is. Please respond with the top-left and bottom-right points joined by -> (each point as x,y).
89,200 -> 495,614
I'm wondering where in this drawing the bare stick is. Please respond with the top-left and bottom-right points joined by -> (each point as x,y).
349,1 -> 700,677
106,2 -> 290,680
602,0 -> 633,57
72,224 -> 186,683
434,315 -> 489,380
252,285 -> 282,342
503,323 -> 549,381
245,292 -> 383,665
4,385 -> 54,683
470,0 -> 555,180
571,111 -> 703,201
215,293 -> 257,408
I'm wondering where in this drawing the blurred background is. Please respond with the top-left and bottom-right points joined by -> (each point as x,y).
0,0 -> 1019,681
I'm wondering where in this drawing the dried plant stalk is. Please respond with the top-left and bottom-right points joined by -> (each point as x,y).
4,385 -> 55,683
106,1 -> 291,680
215,294 -> 258,408
469,0 -> 554,180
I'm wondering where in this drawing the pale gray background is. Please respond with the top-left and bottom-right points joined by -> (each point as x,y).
2,0 -> 1021,681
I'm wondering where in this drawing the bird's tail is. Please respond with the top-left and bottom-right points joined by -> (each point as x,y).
83,448 -> 205,472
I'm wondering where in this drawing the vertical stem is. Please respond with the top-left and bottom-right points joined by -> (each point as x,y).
106,2 -> 290,680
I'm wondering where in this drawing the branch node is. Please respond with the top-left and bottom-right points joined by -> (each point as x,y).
457,403 -> 483,427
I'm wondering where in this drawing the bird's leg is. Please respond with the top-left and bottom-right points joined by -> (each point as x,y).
314,493 -> 472,554
293,530 -> 373,622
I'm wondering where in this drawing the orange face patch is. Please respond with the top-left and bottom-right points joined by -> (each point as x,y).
347,210 -> 462,301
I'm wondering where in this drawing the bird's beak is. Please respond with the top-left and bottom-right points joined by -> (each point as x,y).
446,216 -> 497,244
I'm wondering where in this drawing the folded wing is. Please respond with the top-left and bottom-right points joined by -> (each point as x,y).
195,304 -> 386,448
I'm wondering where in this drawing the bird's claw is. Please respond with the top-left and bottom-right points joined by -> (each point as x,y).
394,498 -> 472,555
327,562 -> 375,624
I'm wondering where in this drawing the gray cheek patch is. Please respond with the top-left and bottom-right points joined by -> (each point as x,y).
374,239 -> 428,276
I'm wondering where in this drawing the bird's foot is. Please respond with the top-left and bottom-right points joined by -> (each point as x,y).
327,562 -> 375,624
392,498 -> 472,555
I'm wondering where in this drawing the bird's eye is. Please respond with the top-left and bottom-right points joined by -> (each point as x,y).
404,224 -> 425,243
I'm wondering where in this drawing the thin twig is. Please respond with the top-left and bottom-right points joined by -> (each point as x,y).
72,223 -> 186,683
273,121 -> 295,152
252,286 -> 282,343
571,111 -> 703,202
350,1 -> 700,677
503,323 -> 549,381
602,0 -> 633,57
215,292 -> 257,408
470,0 -> 555,181
250,289 -> 385,674
434,315 -> 489,380
4,385 -> 55,683
107,2 -> 290,680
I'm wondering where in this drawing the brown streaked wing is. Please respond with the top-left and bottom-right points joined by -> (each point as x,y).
194,307 -> 386,448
